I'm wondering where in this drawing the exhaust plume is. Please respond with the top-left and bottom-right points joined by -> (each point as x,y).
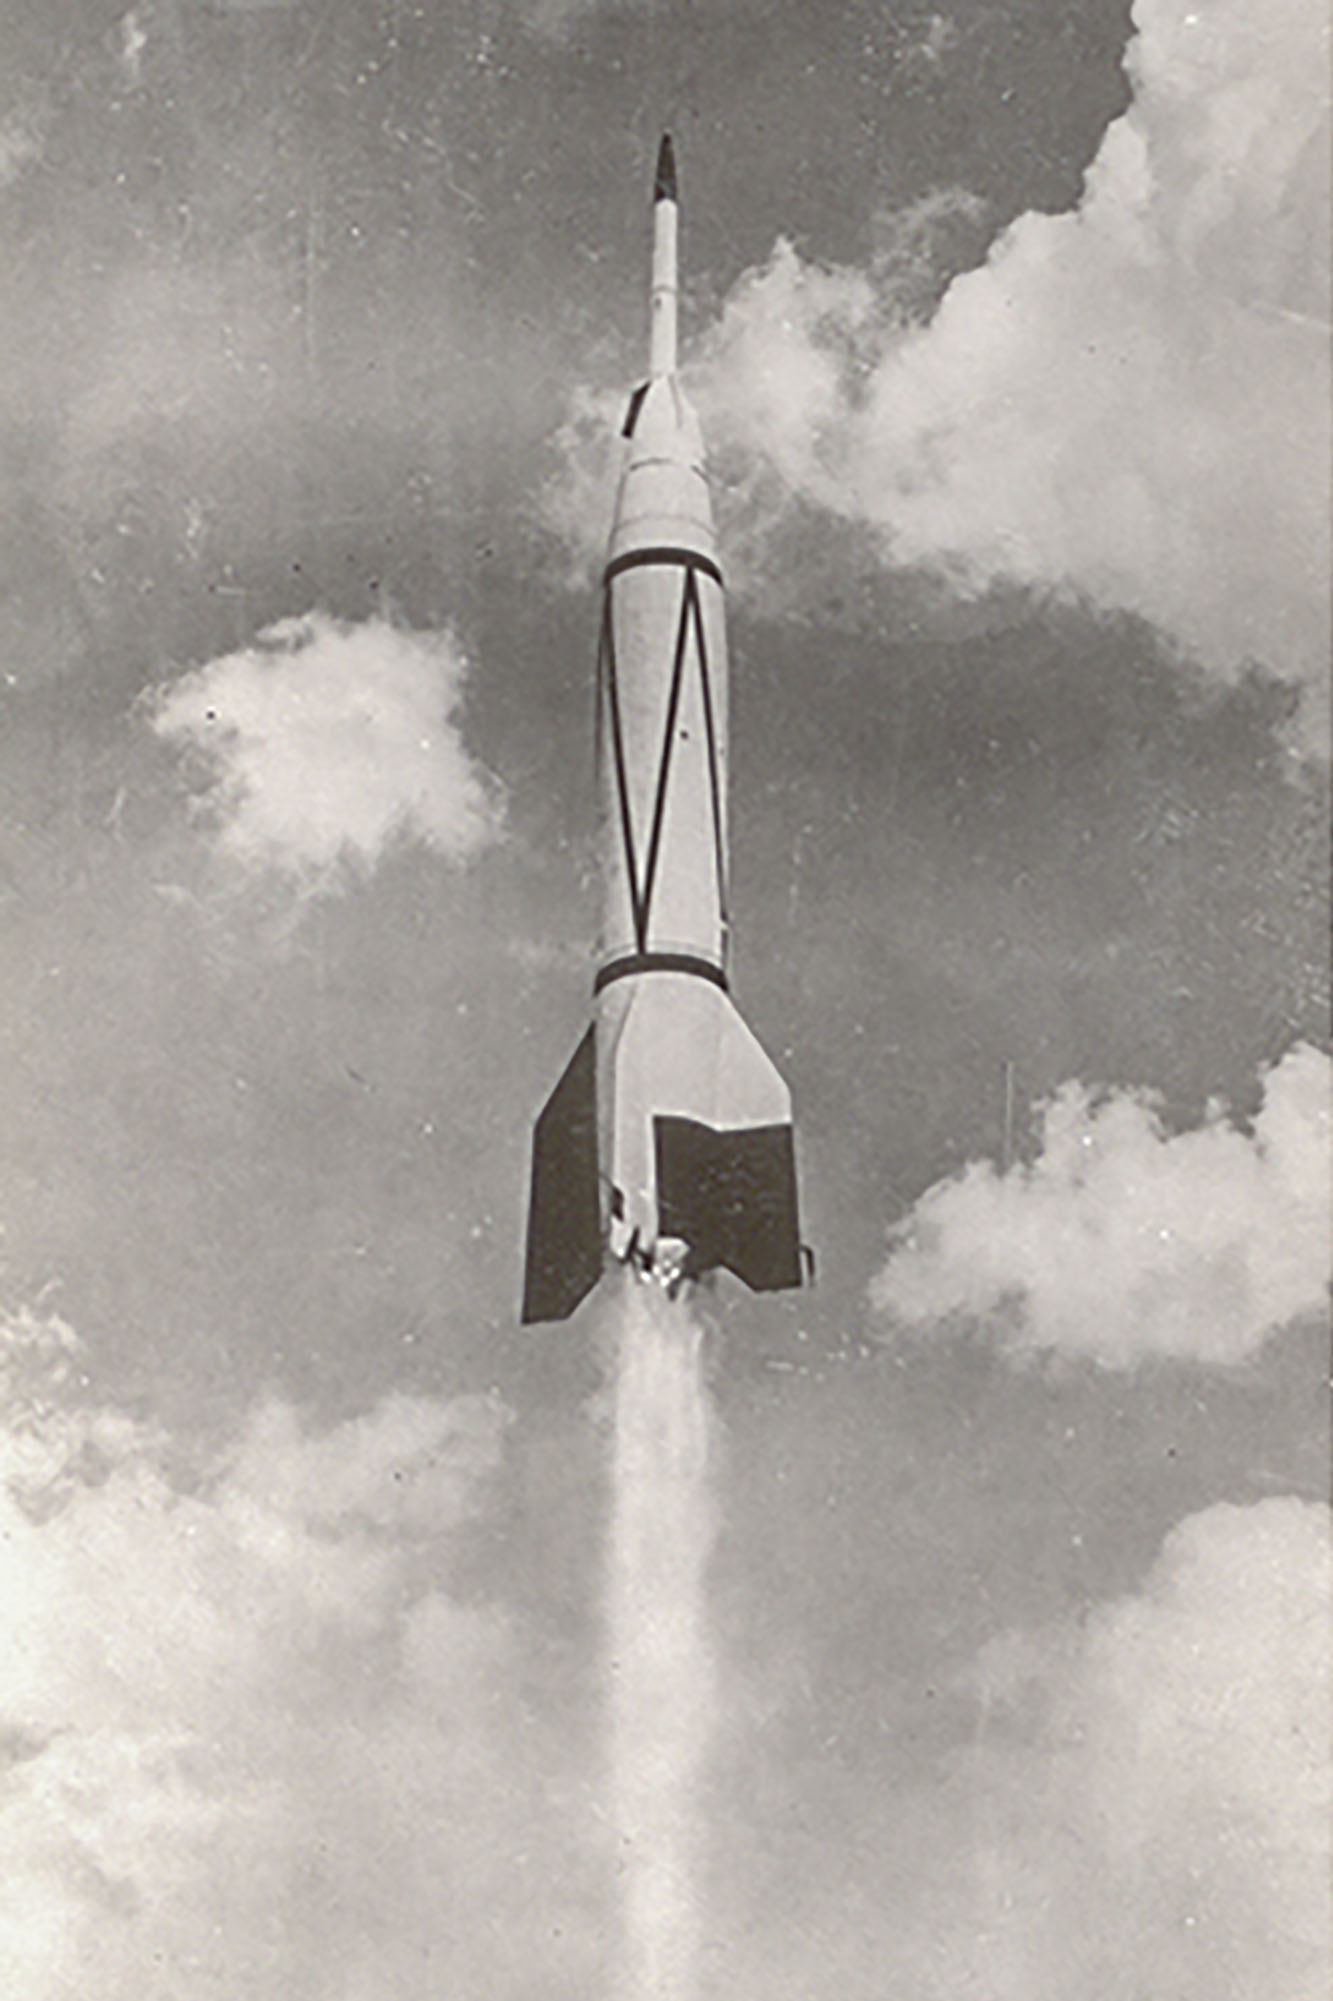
604,1282 -> 717,1999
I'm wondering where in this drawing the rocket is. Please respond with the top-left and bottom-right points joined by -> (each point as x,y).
522,137 -> 803,1323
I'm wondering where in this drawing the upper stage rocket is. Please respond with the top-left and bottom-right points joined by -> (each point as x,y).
522,137 -> 803,1323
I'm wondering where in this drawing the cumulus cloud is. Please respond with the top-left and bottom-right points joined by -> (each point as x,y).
712,1495 -> 1330,2001
872,1041 -> 1331,1366
951,1498 -> 1332,2001
0,1307 -> 603,1999
150,612 -> 502,885
538,187 -> 989,599
547,0 -> 1329,733
537,381 -> 625,586
0,1304 -> 159,1516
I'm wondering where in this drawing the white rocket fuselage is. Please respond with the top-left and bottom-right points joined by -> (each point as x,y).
522,140 -> 802,1323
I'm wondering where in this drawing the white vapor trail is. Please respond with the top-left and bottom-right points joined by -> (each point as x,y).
605,1282 -> 717,2000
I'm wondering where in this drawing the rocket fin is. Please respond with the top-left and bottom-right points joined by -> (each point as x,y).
521,1027 -> 603,1324
655,1114 -> 801,1292
601,973 -> 802,1294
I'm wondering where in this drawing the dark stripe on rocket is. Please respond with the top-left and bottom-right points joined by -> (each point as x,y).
597,559 -> 729,955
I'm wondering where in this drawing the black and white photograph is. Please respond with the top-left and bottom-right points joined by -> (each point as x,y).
0,2 -> 1328,1995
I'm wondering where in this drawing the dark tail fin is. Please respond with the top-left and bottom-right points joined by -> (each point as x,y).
521,1028 -> 603,1323
654,1114 -> 801,1293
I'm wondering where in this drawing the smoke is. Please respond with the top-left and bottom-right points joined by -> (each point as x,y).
604,1282 -> 718,1999
873,1041 -> 1331,1366
149,612 -> 503,889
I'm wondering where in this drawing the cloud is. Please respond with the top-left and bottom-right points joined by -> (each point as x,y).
538,187 -> 990,598
712,1497 -> 1330,2001
220,1392 -> 511,1542
872,1041 -> 1331,1367
537,382 -> 625,586
4,1304 -> 1327,1999
0,1307 -> 603,1998
0,1305 -> 159,1517
674,0 -> 1329,736
952,1498 -> 1332,2001
150,612 -> 502,886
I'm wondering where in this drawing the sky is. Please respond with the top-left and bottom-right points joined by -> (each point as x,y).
0,0 -> 1329,1994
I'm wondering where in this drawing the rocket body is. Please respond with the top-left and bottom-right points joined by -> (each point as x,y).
522,139 -> 802,1323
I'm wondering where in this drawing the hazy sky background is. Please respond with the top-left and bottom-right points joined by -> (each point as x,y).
0,1 -> 1328,1995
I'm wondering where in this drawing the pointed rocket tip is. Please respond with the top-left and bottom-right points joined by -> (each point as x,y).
653,133 -> 677,204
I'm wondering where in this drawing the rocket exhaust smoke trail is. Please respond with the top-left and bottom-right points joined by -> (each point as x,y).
605,1282 -> 716,2000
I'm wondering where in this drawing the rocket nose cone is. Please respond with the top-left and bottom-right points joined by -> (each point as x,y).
654,133 -> 677,204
